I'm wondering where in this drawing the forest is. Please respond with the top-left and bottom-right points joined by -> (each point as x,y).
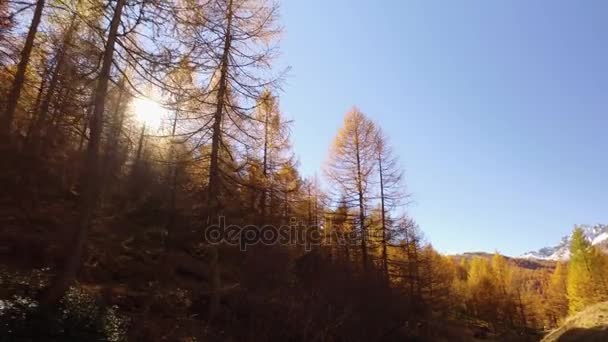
0,0 -> 606,341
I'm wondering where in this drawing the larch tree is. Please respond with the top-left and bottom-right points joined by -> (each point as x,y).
545,262 -> 568,326
255,89 -> 293,222
327,195 -> 354,261
273,162 -> 301,218
492,252 -> 516,327
326,108 -> 378,271
420,245 -> 455,315
304,175 -> 324,228
467,256 -> 499,327
567,226 -> 608,314
24,2 -> 80,159
186,0 -> 282,319
1,0 -> 45,141
397,216 -> 423,303
510,268 -> 531,329
39,0 -> 127,305
163,58 -> 196,241
374,126 -> 405,282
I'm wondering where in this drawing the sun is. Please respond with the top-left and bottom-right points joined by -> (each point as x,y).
132,97 -> 164,130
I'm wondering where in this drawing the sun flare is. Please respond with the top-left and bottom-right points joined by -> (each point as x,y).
132,97 -> 164,130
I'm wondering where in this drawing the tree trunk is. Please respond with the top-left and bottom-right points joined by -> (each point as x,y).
260,99 -> 270,221
27,13 -> 78,155
354,133 -> 368,271
307,184 -> 312,225
283,190 -> 288,217
165,107 -> 179,250
206,0 -> 233,321
24,70 -> 49,143
134,124 -> 146,165
1,0 -> 45,140
100,77 -> 127,205
39,0 -> 126,306
378,152 -> 389,283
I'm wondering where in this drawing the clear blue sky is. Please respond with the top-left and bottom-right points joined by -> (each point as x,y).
276,0 -> 608,256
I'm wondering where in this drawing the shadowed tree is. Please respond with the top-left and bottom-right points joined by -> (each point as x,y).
374,127 -> 406,281
255,89 -> 293,222
24,6 -> 79,157
39,0 -> 127,306
183,0 -> 282,319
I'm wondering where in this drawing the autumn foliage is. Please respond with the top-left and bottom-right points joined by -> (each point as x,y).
1,0 -> 607,341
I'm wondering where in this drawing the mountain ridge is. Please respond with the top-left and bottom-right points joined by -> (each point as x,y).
521,224 -> 608,261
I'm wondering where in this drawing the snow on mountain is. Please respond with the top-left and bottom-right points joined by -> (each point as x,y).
521,224 -> 608,261
592,232 -> 608,245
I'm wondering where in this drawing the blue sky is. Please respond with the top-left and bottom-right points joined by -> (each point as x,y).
276,0 -> 608,256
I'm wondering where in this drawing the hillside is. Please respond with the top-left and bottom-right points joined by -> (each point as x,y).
451,252 -> 556,271
543,302 -> 608,342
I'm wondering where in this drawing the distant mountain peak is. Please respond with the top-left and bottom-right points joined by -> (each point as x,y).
521,224 -> 608,261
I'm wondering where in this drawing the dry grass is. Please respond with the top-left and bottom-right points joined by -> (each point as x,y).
542,301 -> 608,342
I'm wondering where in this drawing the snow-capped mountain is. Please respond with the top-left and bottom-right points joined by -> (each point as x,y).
521,224 -> 608,261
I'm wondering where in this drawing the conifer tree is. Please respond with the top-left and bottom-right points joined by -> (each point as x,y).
421,246 -> 455,314
39,0 -> 127,305
492,252 -> 515,327
567,226 -> 608,314
546,262 -> 568,326
468,257 -> 499,327
374,127 -> 405,282
326,108 -> 378,270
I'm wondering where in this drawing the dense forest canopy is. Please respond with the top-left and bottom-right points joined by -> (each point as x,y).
0,0 -> 606,341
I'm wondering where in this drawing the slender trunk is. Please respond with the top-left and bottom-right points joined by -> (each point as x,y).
134,124 -> 146,165
107,80 -> 127,158
71,102 -> 92,190
404,229 -> 420,303
268,187 -> 274,217
413,244 -> 421,300
407,244 -> 415,299
1,0 -> 45,140
260,101 -> 270,220
283,190 -> 288,217
427,255 -> 433,305
128,123 -> 146,204
165,107 -> 179,250
24,70 -> 49,143
49,82 -> 72,134
307,184 -> 312,226
77,107 -> 90,152
39,0 -> 126,306
101,77 -> 126,204
313,193 -> 318,227
344,226 -> 350,262
354,134 -> 367,271
28,14 -> 78,154
206,0 -> 233,320
378,152 -> 388,282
